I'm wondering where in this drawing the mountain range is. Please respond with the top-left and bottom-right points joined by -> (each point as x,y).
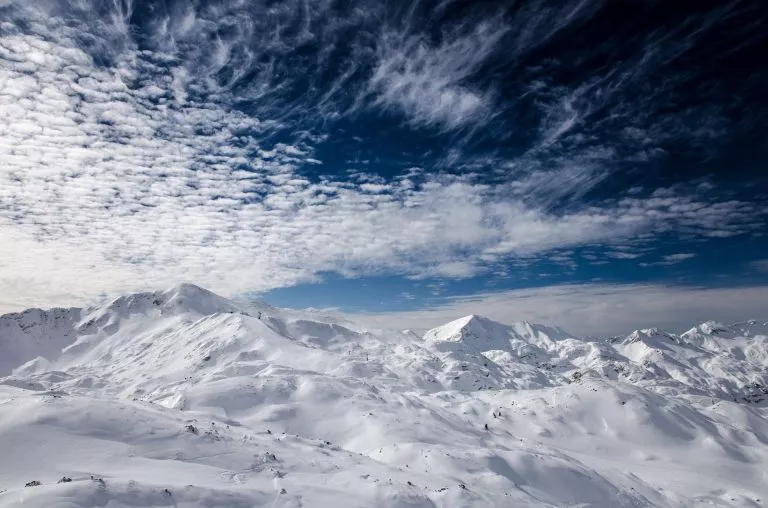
1,284 -> 767,507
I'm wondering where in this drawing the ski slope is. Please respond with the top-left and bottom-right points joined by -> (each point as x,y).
1,284 -> 767,507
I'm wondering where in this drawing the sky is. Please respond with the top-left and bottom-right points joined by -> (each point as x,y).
0,0 -> 767,335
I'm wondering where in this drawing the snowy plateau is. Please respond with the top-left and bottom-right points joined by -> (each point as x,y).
1,283 -> 767,508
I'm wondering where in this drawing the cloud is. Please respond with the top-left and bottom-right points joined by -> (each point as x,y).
639,252 -> 697,267
367,18 -> 507,131
353,284 -> 768,337
663,253 -> 696,263
0,12 -> 761,309
0,0 -> 765,312
606,252 -> 643,260
751,260 -> 768,273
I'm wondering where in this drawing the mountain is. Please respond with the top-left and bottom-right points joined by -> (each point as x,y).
1,285 -> 767,507
0,307 -> 81,377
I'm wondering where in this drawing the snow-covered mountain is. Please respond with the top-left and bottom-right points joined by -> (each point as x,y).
1,284 -> 767,507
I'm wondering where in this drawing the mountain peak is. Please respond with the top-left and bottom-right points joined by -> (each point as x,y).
166,282 -> 207,294
159,283 -> 239,314
690,321 -> 728,336
681,319 -> 768,341
624,328 -> 679,345
79,285 -> 242,335
422,314 -> 497,344
423,314 -> 572,350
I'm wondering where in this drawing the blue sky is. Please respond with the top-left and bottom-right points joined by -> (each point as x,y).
0,0 -> 766,333
265,242 -> 768,314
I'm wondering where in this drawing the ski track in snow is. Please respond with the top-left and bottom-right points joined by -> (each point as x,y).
0,283 -> 767,507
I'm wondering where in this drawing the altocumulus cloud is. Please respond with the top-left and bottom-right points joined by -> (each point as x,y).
0,0 -> 766,310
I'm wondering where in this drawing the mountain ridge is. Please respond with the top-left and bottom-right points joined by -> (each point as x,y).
1,285 -> 768,507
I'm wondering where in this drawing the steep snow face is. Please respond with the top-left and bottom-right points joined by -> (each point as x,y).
423,314 -> 570,348
419,315 -> 572,391
682,320 -> 768,342
0,307 -> 81,376
614,322 -> 768,402
77,283 -> 243,335
1,287 -> 768,507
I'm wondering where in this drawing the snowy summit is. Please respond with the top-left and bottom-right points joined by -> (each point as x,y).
1,284 -> 767,507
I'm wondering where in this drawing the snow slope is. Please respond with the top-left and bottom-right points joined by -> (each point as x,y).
1,284 -> 767,507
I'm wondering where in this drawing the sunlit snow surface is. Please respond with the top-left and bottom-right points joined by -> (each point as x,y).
1,284 -> 767,507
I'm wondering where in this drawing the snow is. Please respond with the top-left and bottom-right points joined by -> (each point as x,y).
1,284 -> 767,507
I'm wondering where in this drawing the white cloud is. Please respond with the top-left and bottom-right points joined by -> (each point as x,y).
663,253 -> 696,262
639,252 -> 697,267
0,18 -> 760,310
353,284 -> 768,337
606,251 -> 643,260
367,19 -> 507,131
0,1 -> 764,312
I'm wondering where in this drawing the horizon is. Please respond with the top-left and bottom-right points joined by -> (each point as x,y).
1,281 -> 766,338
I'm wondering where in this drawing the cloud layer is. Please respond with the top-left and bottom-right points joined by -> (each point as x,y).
0,0 -> 766,309
354,284 -> 768,337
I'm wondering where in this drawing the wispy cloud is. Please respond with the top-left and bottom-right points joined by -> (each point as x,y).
606,252 -> 643,260
663,253 -> 696,263
0,0 -> 765,311
367,18 -> 507,131
640,253 -> 697,267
